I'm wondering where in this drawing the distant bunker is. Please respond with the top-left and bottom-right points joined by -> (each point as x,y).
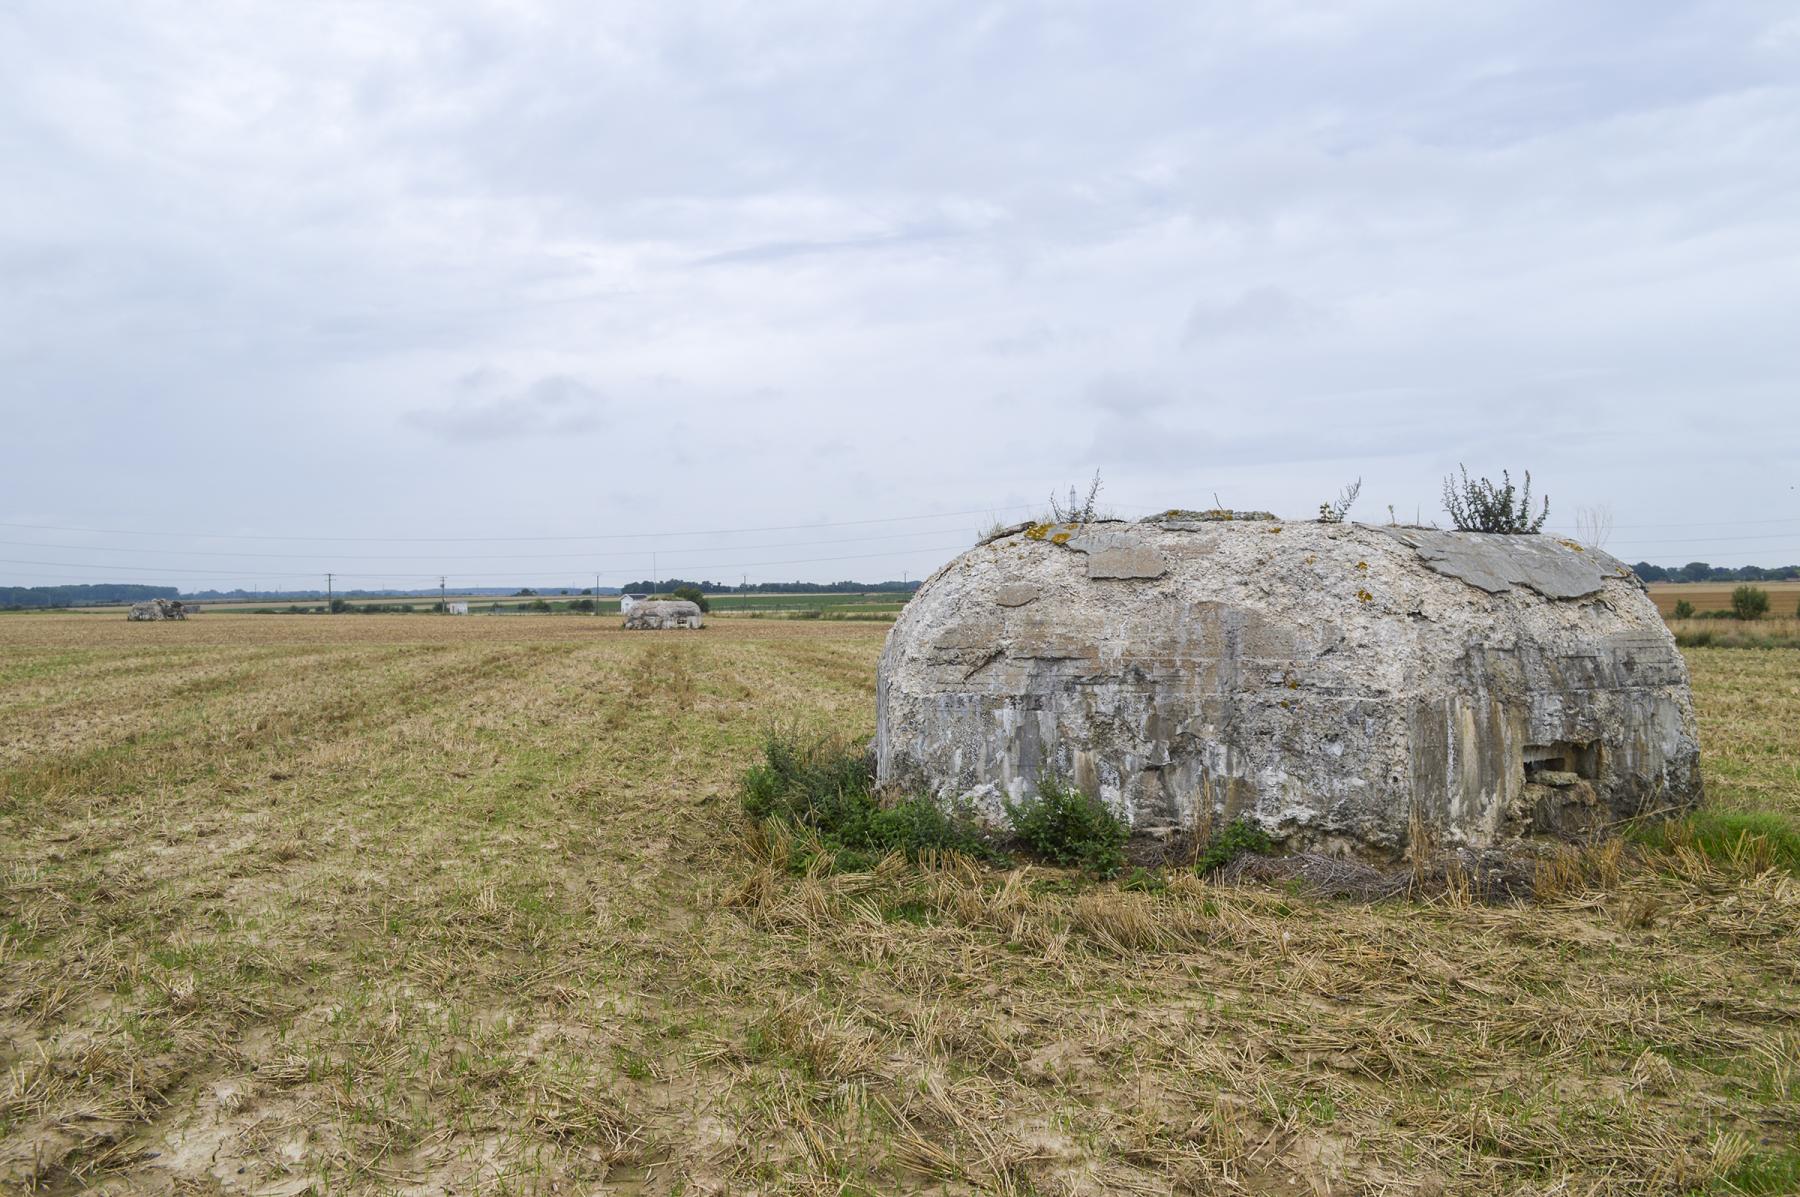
622,599 -> 704,631
875,513 -> 1702,854
127,598 -> 187,621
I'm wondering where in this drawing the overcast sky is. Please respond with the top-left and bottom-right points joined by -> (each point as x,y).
3,1 -> 1797,590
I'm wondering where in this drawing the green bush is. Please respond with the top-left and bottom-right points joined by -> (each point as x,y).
1732,585 -> 1770,620
671,584 -> 710,613
1004,777 -> 1128,878
1195,817 -> 1274,875
1672,599 -> 1694,620
740,736 -> 996,871
526,598 -> 553,613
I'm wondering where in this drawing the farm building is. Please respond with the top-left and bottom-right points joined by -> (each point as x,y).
619,593 -> 650,614
446,601 -> 469,615
875,512 -> 1702,855
622,599 -> 703,630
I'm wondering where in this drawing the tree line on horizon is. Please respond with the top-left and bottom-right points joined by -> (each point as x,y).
0,578 -> 926,610
616,578 -> 921,595
4,565 -> 1793,611
1,584 -> 179,609
1629,562 -> 1800,583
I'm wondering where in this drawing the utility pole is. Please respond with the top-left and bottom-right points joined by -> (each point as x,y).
594,572 -> 600,616
439,576 -> 446,613
652,552 -> 657,597
326,572 -> 333,613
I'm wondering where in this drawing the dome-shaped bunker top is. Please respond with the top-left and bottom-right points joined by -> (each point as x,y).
878,514 -> 1697,851
957,513 -> 1639,610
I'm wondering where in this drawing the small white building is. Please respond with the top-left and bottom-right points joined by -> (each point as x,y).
619,593 -> 650,614
446,601 -> 469,615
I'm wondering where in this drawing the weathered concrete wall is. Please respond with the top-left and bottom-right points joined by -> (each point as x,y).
127,598 -> 186,621
622,600 -> 704,630
875,516 -> 1701,854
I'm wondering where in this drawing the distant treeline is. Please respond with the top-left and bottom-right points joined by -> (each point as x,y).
180,586 -> 622,600
1632,562 -> 1800,583
617,578 -> 921,594
1,584 -> 179,609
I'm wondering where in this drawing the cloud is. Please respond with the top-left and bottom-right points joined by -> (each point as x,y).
2,1 -> 1798,586
1182,286 -> 1328,345
1084,373 -> 1173,417
404,373 -> 607,443
689,223 -> 961,267
1082,375 -> 1217,468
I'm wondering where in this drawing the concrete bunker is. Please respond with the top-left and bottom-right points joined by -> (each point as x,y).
874,512 -> 1702,855
127,598 -> 187,621
622,599 -> 704,630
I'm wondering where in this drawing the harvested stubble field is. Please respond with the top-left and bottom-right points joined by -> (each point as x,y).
1648,582 -> 1800,619
2,615 -> 1796,1196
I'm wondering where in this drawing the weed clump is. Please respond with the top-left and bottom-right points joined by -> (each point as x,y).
1442,465 -> 1549,533
1004,776 -> 1129,878
740,736 -> 996,872
1317,477 -> 1361,524
1047,469 -> 1109,524
1195,818 -> 1274,875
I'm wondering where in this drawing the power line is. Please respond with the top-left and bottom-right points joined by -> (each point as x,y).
0,559 -> 331,578
0,526 -> 988,562
0,503 -> 1057,544
9,524 -> 1795,561
0,505 -> 1790,548
1588,533 -> 1800,547
0,543 -> 978,581
1547,517 -> 1800,530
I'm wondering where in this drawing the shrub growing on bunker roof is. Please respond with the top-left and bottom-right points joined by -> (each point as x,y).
1442,465 -> 1550,534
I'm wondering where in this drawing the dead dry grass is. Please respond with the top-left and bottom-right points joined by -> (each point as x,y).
1,615 -> 1796,1195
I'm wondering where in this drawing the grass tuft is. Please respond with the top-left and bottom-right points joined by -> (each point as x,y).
1629,810 -> 1800,876
1195,817 -> 1274,875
